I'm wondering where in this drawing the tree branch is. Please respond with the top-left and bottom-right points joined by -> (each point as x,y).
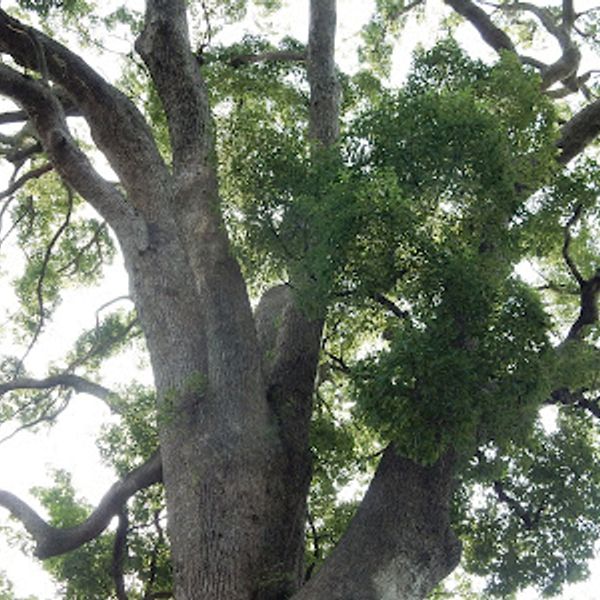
372,293 -> 410,320
307,0 -> 340,147
557,97 -> 600,164
444,0 -> 516,54
548,388 -> 600,419
136,0 -> 212,176
0,8 -> 170,214
0,163 -> 53,201
493,480 -> 540,530
0,373 -> 120,413
112,508 -> 129,600
18,187 -> 74,368
227,49 -> 306,68
0,450 -> 162,559
562,203 -> 584,286
0,62 -> 133,235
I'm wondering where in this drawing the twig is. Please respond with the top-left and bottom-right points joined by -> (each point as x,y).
18,186 -> 74,371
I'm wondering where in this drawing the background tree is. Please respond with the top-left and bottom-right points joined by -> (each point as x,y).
0,0 -> 600,599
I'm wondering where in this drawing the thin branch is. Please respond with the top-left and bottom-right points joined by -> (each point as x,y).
18,187 -> 74,370
0,163 -> 53,201
0,450 -> 162,559
67,315 -> 140,372
0,373 -> 120,413
112,508 -> 129,600
227,50 -> 306,68
95,296 -> 134,331
0,395 -> 70,444
493,480 -> 539,530
562,203 -> 584,286
547,387 -> 600,419
143,510 -> 167,600
372,293 -> 410,320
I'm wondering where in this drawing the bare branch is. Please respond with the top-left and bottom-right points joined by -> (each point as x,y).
0,373 -> 120,413
136,0 -> 212,176
562,203 -> 584,286
0,163 -> 53,201
0,8 -> 170,212
18,187 -> 74,369
0,109 -> 27,125
0,450 -> 162,559
112,508 -> 129,600
307,0 -> 340,147
557,97 -> 600,164
562,0 -> 576,29
227,50 -> 306,68
444,0 -> 516,54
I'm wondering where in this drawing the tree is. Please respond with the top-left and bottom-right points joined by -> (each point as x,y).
0,0 -> 600,598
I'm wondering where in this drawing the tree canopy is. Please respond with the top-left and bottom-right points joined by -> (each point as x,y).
1,0 -> 600,599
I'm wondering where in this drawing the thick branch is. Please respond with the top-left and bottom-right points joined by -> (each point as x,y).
444,0 -> 516,53
136,0 -> 212,175
292,447 -> 460,600
307,0 -> 340,147
0,450 -> 162,559
0,9 -> 169,217
557,98 -> 600,164
0,63 -> 133,235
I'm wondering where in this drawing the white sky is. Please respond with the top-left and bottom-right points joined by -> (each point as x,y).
1,1 -> 600,598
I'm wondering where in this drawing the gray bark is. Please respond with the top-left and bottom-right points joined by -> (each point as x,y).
293,448 -> 461,600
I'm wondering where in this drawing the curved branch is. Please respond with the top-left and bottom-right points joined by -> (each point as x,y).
0,373 -> 120,413
557,97 -> 600,164
0,8 -> 170,211
0,63 -> 133,236
444,0 -> 516,54
0,450 -> 162,559
0,163 -> 53,201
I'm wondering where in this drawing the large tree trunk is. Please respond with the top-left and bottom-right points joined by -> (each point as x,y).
293,448 -> 462,600
0,2 -> 463,599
